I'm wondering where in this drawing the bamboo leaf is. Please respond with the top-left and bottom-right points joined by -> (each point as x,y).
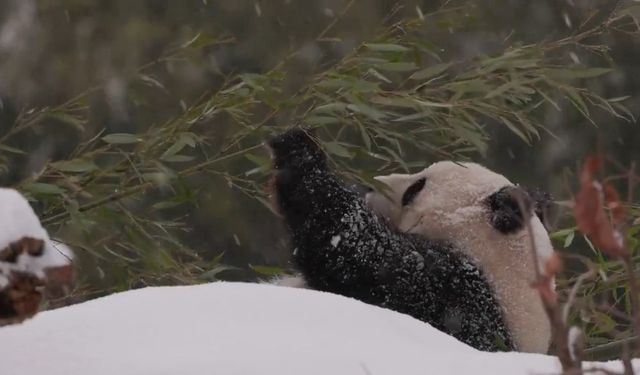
564,88 -> 592,122
311,103 -> 348,114
563,230 -> 575,248
324,142 -> 352,158
377,62 -> 418,72
367,68 -> 391,83
0,144 -> 26,155
415,99 -> 453,108
161,140 -> 188,160
249,264 -> 285,276
51,159 -> 98,173
23,182 -> 66,195
346,103 -> 387,121
607,96 -> 630,103
161,155 -> 195,163
102,133 -> 143,144
47,112 -> 85,131
364,43 -> 410,52
409,63 -> 451,80
178,132 -> 199,148
355,121 -> 372,150
499,116 -> 530,145
307,116 -> 341,126
393,111 -> 432,122
544,67 -> 611,80
138,74 -> 167,91
379,146 -> 408,172
200,265 -> 240,280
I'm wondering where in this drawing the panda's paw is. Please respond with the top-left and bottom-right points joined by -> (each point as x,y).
268,128 -> 325,172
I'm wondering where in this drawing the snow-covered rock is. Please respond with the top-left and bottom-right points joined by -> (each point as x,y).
0,282 -> 633,375
0,188 -> 74,324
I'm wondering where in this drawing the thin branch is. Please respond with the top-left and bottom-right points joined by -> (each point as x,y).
41,143 -> 264,226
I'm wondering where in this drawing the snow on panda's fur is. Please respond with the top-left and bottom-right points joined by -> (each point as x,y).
366,162 -> 554,354
268,129 -> 514,352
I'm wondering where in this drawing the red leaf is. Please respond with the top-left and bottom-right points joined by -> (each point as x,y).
536,281 -> 558,304
544,252 -> 563,277
581,156 -> 602,184
573,157 -> 626,257
604,183 -> 626,224
531,252 -> 561,305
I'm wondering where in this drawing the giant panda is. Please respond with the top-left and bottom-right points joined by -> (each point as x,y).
267,136 -> 554,353
365,162 -> 554,354
268,129 -> 516,352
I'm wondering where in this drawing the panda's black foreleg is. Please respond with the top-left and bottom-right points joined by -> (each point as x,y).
268,129 -> 404,300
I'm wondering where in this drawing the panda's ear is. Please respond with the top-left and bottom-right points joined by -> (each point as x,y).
485,186 -> 534,234
521,186 -> 555,230
373,173 -> 416,205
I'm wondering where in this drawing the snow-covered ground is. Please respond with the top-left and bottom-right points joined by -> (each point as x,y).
0,282 -> 634,375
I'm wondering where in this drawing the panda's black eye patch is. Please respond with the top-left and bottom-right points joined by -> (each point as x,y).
401,177 -> 426,207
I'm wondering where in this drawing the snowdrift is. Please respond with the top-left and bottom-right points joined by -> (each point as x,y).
0,282 -> 633,375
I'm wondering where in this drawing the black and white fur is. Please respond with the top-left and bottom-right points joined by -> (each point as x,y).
269,129 -> 514,352
270,155 -> 555,353
366,162 -> 555,353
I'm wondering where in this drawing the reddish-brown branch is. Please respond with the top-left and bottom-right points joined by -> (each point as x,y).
623,254 -> 640,359
573,157 -> 639,373
522,199 -> 581,372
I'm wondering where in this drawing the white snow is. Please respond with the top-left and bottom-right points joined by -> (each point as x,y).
331,234 -> 341,247
568,326 -> 583,361
0,282 -> 634,375
49,240 -> 74,262
0,188 -> 73,288
0,188 -> 49,252
265,274 -> 307,288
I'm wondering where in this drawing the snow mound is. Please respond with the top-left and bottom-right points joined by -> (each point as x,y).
0,282 -> 634,375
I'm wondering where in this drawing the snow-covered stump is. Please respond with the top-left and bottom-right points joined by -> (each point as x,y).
0,188 -> 74,325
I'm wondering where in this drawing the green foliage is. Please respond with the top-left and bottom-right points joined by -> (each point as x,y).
553,212 -> 640,360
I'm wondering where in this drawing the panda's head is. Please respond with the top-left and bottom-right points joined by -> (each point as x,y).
367,161 -> 555,353
366,161 -> 553,268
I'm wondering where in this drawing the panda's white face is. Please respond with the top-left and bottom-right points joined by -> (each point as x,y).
371,162 -> 512,240
367,161 -> 554,354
